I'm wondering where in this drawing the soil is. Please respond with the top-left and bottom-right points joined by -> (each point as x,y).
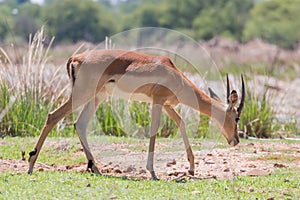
1,139 -> 299,181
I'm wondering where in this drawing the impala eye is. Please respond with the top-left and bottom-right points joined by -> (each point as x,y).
235,117 -> 240,123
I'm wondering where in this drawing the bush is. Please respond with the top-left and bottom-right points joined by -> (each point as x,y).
243,0 -> 300,48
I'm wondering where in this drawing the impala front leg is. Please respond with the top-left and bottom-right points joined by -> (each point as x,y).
146,103 -> 162,180
28,98 -> 73,174
164,106 -> 195,175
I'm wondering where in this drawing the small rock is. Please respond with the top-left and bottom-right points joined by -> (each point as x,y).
249,188 -> 254,192
124,165 -> 135,173
167,171 -> 186,177
66,165 -> 72,170
139,169 -> 147,174
101,167 -> 113,173
247,164 -> 257,168
223,168 -> 230,172
167,159 -> 176,167
205,160 -> 214,164
113,168 -> 122,174
38,168 -> 44,172
274,163 -> 287,168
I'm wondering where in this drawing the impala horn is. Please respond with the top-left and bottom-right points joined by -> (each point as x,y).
226,74 -> 230,104
237,74 -> 245,117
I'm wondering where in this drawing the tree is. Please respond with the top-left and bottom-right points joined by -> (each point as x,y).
243,0 -> 300,48
43,0 -> 115,43
13,3 -> 42,40
164,0 -> 207,29
0,5 -> 13,41
193,0 -> 253,40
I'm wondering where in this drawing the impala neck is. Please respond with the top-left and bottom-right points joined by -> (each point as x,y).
179,84 -> 226,126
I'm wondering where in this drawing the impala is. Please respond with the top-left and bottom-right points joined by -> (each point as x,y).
28,49 -> 245,180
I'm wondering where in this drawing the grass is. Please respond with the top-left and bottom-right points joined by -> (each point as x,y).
0,167 -> 299,199
1,136 -> 300,199
240,80 -> 276,138
0,136 -> 86,166
238,75 -> 299,138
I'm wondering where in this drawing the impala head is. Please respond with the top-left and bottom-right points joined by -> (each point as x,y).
209,74 -> 245,146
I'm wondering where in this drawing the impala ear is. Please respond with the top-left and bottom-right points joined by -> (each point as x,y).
228,90 -> 238,109
208,87 -> 221,102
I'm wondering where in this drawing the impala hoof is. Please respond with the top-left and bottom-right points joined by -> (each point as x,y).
151,176 -> 160,181
87,160 -> 101,174
150,171 -> 159,180
188,170 -> 194,176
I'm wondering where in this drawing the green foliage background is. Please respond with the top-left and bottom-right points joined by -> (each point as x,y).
1,0 -> 300,48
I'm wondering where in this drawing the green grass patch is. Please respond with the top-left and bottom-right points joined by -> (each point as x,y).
0,169 -> 299,199
0,136 -> 85,166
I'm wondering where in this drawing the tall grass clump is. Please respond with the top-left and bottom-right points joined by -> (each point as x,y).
239,76 -> 299,138
93,99 -> 179,138
240,87 -> 275,138
0,28 -> 70,137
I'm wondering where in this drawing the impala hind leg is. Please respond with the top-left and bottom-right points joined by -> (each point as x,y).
164,106 -> 195,175
146,103 -> 162,180
74,94 -> 105,174
28,98 -> 73,174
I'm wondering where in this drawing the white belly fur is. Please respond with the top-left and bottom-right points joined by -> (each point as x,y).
104,82 -> 153,103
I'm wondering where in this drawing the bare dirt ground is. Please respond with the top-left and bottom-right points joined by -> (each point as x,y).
1,139 -> 299,180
